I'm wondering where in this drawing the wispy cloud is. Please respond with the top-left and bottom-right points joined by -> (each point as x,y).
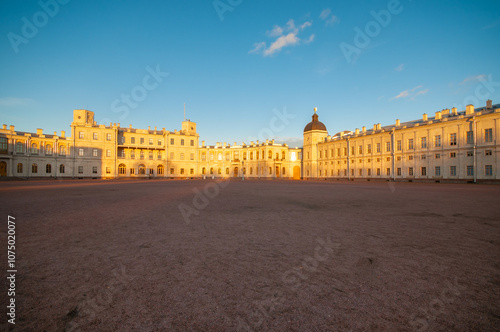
460,74 -> 486,85
394,63 -> 404,72
319,8 -> 338,26
481,18 -> 500,30
390,85 -> 428,101
0,97 -> 35,106
250,18 -> 313,57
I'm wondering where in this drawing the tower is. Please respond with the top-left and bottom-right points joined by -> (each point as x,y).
303,108 -> 328,179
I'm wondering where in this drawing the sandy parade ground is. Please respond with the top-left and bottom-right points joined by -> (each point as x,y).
0,178 -> 499,331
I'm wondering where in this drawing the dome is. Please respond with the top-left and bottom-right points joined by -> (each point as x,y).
304,112 -> 327,133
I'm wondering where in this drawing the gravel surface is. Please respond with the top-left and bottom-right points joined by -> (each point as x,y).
0,179 -> 499,331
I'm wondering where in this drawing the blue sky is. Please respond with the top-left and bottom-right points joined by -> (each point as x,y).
1,0 -> 499,146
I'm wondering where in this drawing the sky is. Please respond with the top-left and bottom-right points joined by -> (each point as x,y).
1,0 -> 499,147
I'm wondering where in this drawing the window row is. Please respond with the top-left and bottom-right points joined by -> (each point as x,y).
79,132 -> 113,141
200,150 -> 287,161
18,163 -> 66,174
314,165 -> 493,177
169,138 -> 195,146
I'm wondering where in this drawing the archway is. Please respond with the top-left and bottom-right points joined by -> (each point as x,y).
233,167 -> 238,177
0,161 -> 6,176
275,166 -> 280,178
293,166 -> 301,180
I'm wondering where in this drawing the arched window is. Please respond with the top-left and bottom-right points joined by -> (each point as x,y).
268,150 -> 272,159
17,163 -> 23,173
243,167 -> 246,174
276,153 -> 279,160
218,153 -> 222,161
250,152 -> 253,160
32,163 -> 38,173
202,167 -> 206,175
157,164 -> 164,175
218,168 -> 222,174
269,167 -> 272,174
250,167 -> 253,175
225,167 -> 229,175
282,167 -> 286,175
210,167 -> 213,174
45,144 -> 53,155
46,164 -> 52,173
59,145 -> 66,155
282,151 -> 286,160
16,141 -> 23,154
138,164 -> 146,175
118,164 -> 126,175
243,152 -> 247,160
31,143 -> 38,154
60,164 -> 65,174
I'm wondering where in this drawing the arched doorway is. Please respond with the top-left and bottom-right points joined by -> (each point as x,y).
233,167 -> 238,177
293,166 -> 301,180
275,166 -> 280,178
0,161 -> 6,176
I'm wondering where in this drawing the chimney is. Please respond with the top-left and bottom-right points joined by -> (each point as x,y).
234,141 -> 237,146
117,123 -> 120,127
451,107 -> 457,116
223,142 -> 227,147
256,140 -> 259,144
271,139 -> 274,144
435,111 -> 442,120
148,126 -> 151,130
266,139 -> 269,144
396,119 -> 400,126
54,131 -> 57,136
373,124 -> 377,131
340,131 -> 344,138
2,124 -> 6,129
355,128 -> 359,135
202,140 -> 205,146
61,131 -> 66,138
327,135 -> 331,141
362,126 -> 366,133
129,124 -> 132,129
423,114 -> 428,121
36,128 -> 43,135
250,141 -> 254,145
377,123 -> 381,130
465,104 -> 474,115
486,100 -> 492,109
154,126 -> 157,131
10,125 -> 15,131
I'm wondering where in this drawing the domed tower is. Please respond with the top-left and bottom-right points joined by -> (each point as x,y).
303,108 -> 328,179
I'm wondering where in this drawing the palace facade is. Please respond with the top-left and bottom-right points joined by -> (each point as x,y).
0,100 -> 499,182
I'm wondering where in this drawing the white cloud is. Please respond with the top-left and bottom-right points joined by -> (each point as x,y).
390,85 -> 427,101
394,64 -> 404,72
248,42 -> 266,54
320,9 -> 331,20
460,74 -> 486,85
266,25 -> 283,37
264,33 -> 300,56
250,18 -> 314,57
0,97 -> 34,106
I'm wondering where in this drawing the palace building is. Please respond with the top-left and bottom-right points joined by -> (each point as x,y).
0,100 -> 499,182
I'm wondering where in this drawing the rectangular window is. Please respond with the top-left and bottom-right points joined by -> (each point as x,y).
158,139 -> 162,146
368,169 -> 372,176
386,142 -> 391,152
180,153 -> 184,160
79,148 -> 84,156
170,138 -> 175,145
450,152 -> 456,158
367,144 -> 372,154
190,153 -> 194,160
180,168 -> 185,175
397,156 -> 401,161
149,151 -> 153,160
421,137 -> 427,149
0,137 -> 8,154
376,168 -> 380,176
170,152 -> 174,160
149,138 -> 153,145
358,169 -> 362,176
408,167 -> 414,176
343,147 -> 347,156
140,137 -> 144,144
131,137 -> 136,144
107,133 -> 112,141
358,145 -> 362,154
421,167 -> 426,176
467,165 -> 474,176
106,149 -> 111,157
79,131 -> 84,139
435,135 -> 441,147
485,128 -> 493,142
397,168 -> 401,176
386,168 -> 391,176
92,166 -> 98,174
450,166 -> 457,176
435,153 -> 440,159
140,151 -> 144,159
190,140 -> 194,146
130,150 -> 135,159
130,168 -> 135,175
351,146 -> 355,155
93,132 -> 98,140
190,168 -> 194,175
158,152 -> 161,160
450,133 -> 457,146
337,148 -> 341,156
485,150 -> 492,156
467,151 -> 473,157
408,155 -> 413,161
92,149 -> 98,157
78,166 -> 83,174
106,167 -> 111,174
170,168 -> 174,175
466,131 -> 473,144
435,166 -> 441,176
376,143 -> 381,153
396,140 -> 401,151
408,139 -> 414,150
181,139 -> 184,146
485,165 -> 493,176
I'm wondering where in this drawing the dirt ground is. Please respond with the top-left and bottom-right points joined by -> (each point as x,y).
0,178 -> 499,331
